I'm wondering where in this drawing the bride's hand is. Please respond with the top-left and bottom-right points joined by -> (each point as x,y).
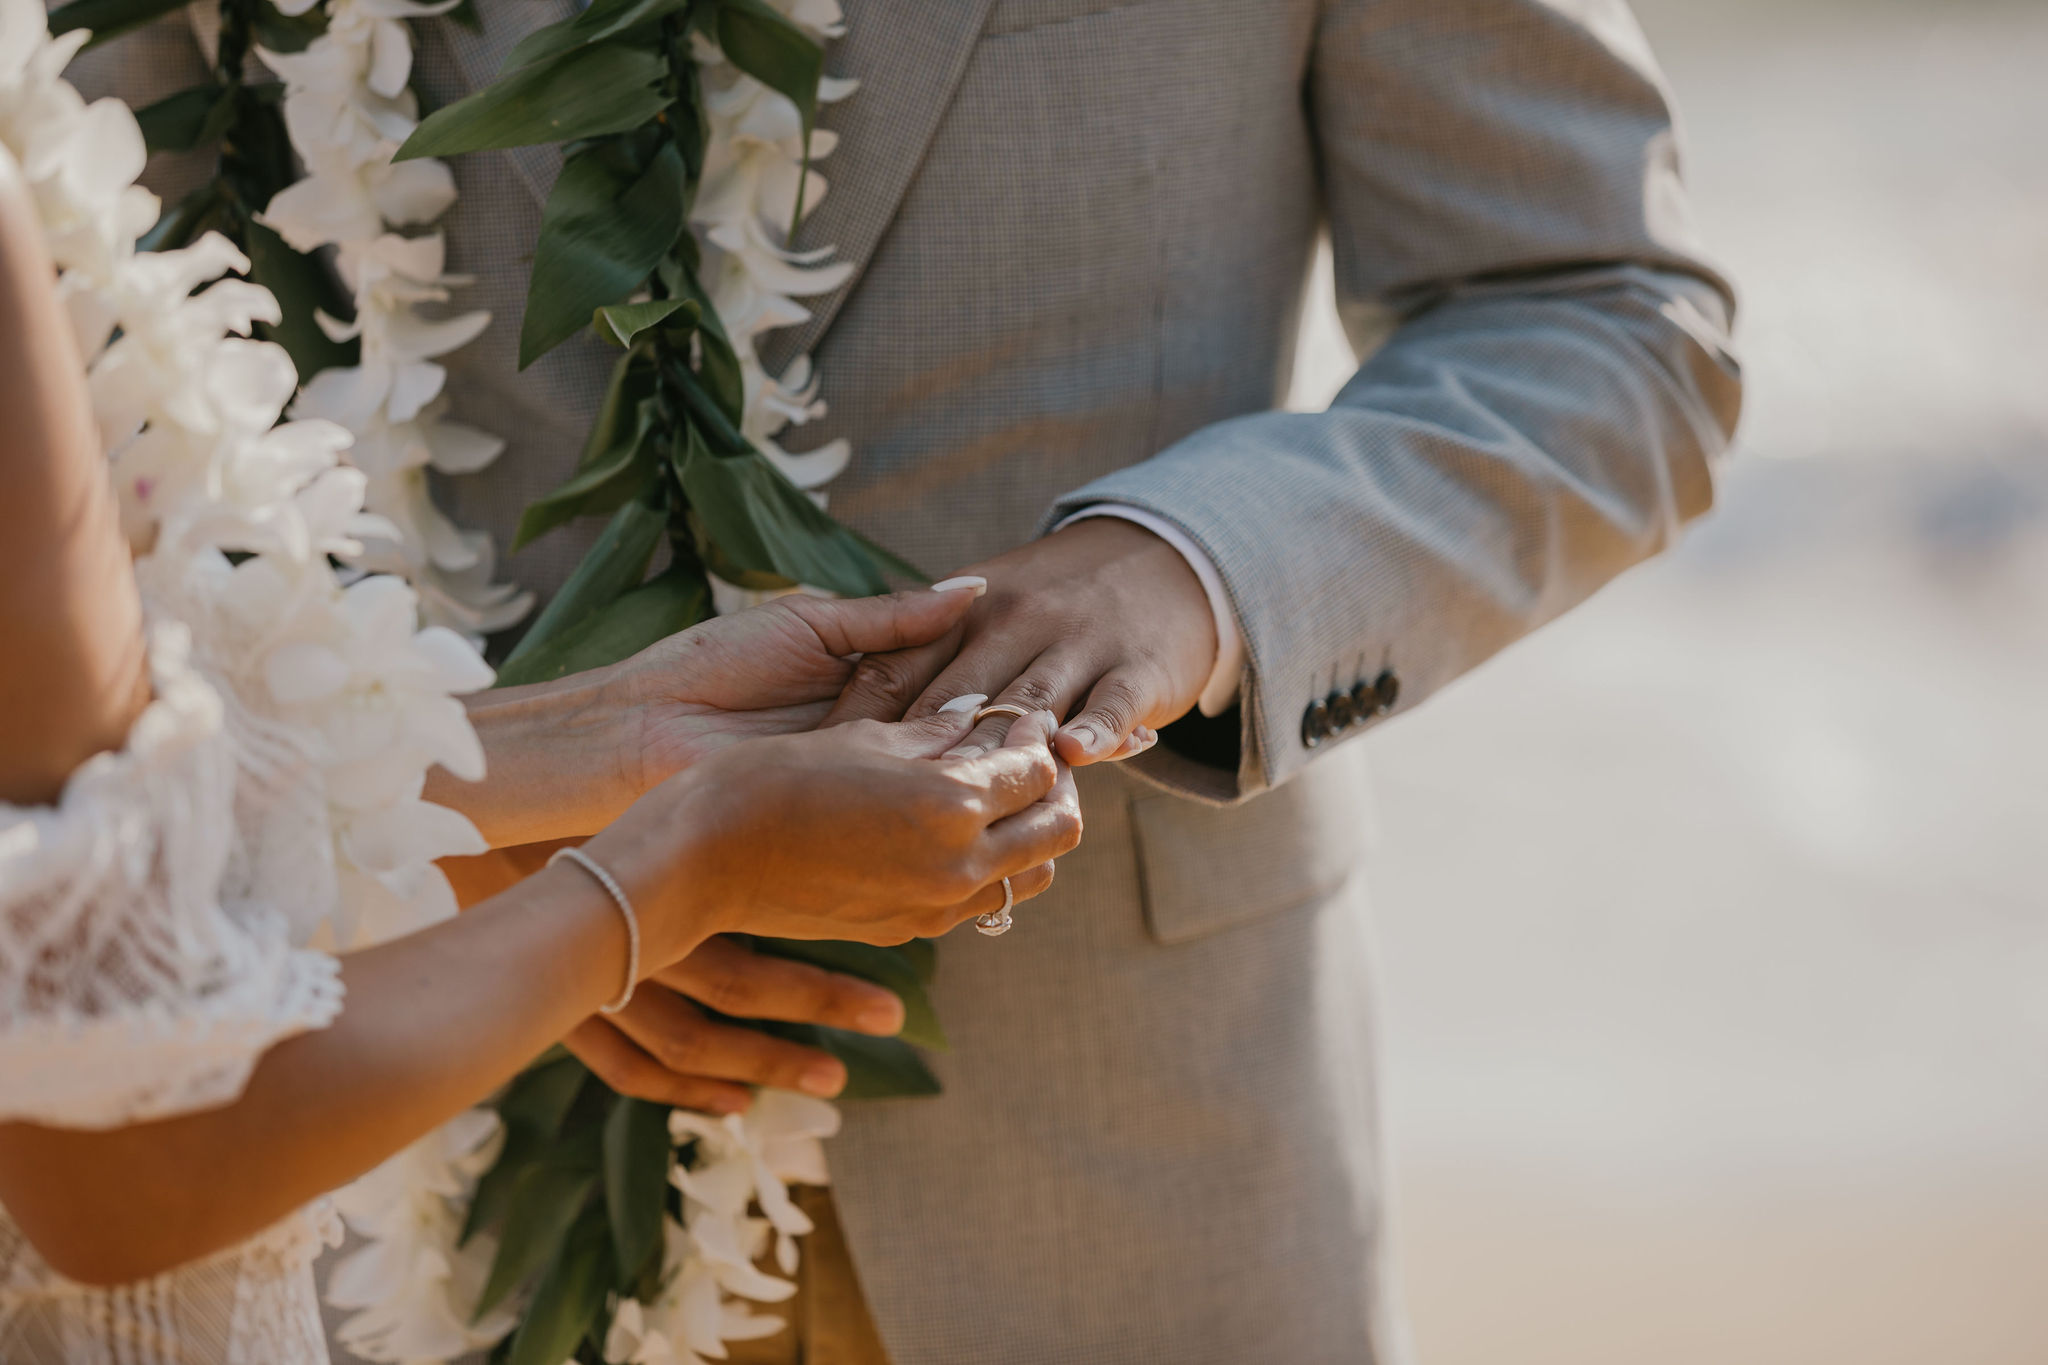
580,708 -> 1081,966
438,581 -> 985,848
565,936 -> 908,1114
609,579 -> 987,787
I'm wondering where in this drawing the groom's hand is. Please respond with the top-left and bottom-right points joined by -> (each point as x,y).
564,935 -> 907,1115
827,518 -> 1217,765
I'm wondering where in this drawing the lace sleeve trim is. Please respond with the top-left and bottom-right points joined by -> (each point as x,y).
0,624 -> 344,1130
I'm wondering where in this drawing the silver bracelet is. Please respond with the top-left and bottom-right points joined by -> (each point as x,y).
548,846 -> 640,1015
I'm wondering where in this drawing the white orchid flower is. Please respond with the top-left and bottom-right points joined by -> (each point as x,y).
255,0 -> 524,642
329,1109 -> 518,1363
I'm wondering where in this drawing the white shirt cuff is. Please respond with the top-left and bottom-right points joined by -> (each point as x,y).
1052,505 -> 1245,717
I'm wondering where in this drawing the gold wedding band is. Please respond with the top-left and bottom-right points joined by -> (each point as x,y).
972,702 -> 1033,725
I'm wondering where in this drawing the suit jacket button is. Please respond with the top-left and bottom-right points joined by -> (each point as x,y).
1349,680 -> 1378,719
1328,689 -> 1356,731
1374,669 -> 1400,714
1301,698 -> 1330,748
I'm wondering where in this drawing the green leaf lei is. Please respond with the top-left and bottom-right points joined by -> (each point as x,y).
399,5 -> 946,1358
399,0 -> 918,692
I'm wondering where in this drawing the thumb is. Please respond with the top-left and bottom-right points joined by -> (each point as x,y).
785,579 -> 985,658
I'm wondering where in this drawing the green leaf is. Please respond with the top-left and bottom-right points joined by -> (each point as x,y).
252,0 -> 330,54
674,426 -> 893,597
602,1098 -> 671,1286
474,1162 -> 597,1318
135,86 -> 224,155
578,350 -> 657,470
816,1030 -> 942,1099
501,494 -> 667,676
520,140 -> 687,367
504,1052 -> 593,1136
397,42 -> 672,162
224,90 -> 300,196
716,0 -> 824,226
717,0 -> 822,138
504,0 -> 690,72
493,562 -> 710,687
754,940 -> 947,1051
244,220 -> 359,380
695,536 -> 798,594
691,304 -> 746,428
464,1055 -> 595,1245
674,361 -> 747,453
139,181 -> 223,253
594,296 -> 695,349
512,398 -> 661,551
902,938 -> 938,983
48,0 -> 193,47
506,1203 -> 614,1365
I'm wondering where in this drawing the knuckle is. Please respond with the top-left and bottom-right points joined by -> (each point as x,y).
803,980 -> 849,1024
936,864 -> 983,905
694,974 -> 756,1016
609,1059 -> 667,1104
1000,675 -> 1062,713
770,1056 -> 821,1090
1091,675 -> 1146,730
846,653 -> 922,713
651,1032 -> 709,1073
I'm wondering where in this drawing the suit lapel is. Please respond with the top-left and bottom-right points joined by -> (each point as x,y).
760,0 -> 999,373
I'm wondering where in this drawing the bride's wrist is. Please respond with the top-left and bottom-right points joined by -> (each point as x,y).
431,666 -> 640,847
582,767 -> 729,970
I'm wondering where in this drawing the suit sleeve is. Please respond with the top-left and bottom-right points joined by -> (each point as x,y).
1044,0 -> 1743,802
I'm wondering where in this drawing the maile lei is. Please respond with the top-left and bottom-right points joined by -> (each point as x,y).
34,0 -> 947,1360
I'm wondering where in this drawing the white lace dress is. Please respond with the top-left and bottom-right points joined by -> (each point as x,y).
0,628 -> 347,1364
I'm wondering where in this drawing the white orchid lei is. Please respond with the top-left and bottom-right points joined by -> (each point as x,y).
0,0 -> 490,946
308,5 -> 909,1363
257,0 -> 533,642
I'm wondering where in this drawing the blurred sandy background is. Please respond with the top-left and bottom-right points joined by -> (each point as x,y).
1285,1 -> 2048,1361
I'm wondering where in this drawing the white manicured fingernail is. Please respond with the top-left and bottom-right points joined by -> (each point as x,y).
931,575 -> 988,597
1062,723 -> 1104,755
937,693 -> 988,715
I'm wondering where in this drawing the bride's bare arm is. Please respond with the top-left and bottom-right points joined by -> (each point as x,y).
0,150 -> 149,805
0,713 -> 1076,1286
0,848 -> 668,1286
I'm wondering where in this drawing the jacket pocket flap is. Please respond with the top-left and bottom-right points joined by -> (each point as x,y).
1130,757 -> 1365,946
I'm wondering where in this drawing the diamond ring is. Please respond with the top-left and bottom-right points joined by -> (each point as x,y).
974,876 -> 1016,936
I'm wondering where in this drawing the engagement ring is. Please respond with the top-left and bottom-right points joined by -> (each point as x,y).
975,876 -> 1016,936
